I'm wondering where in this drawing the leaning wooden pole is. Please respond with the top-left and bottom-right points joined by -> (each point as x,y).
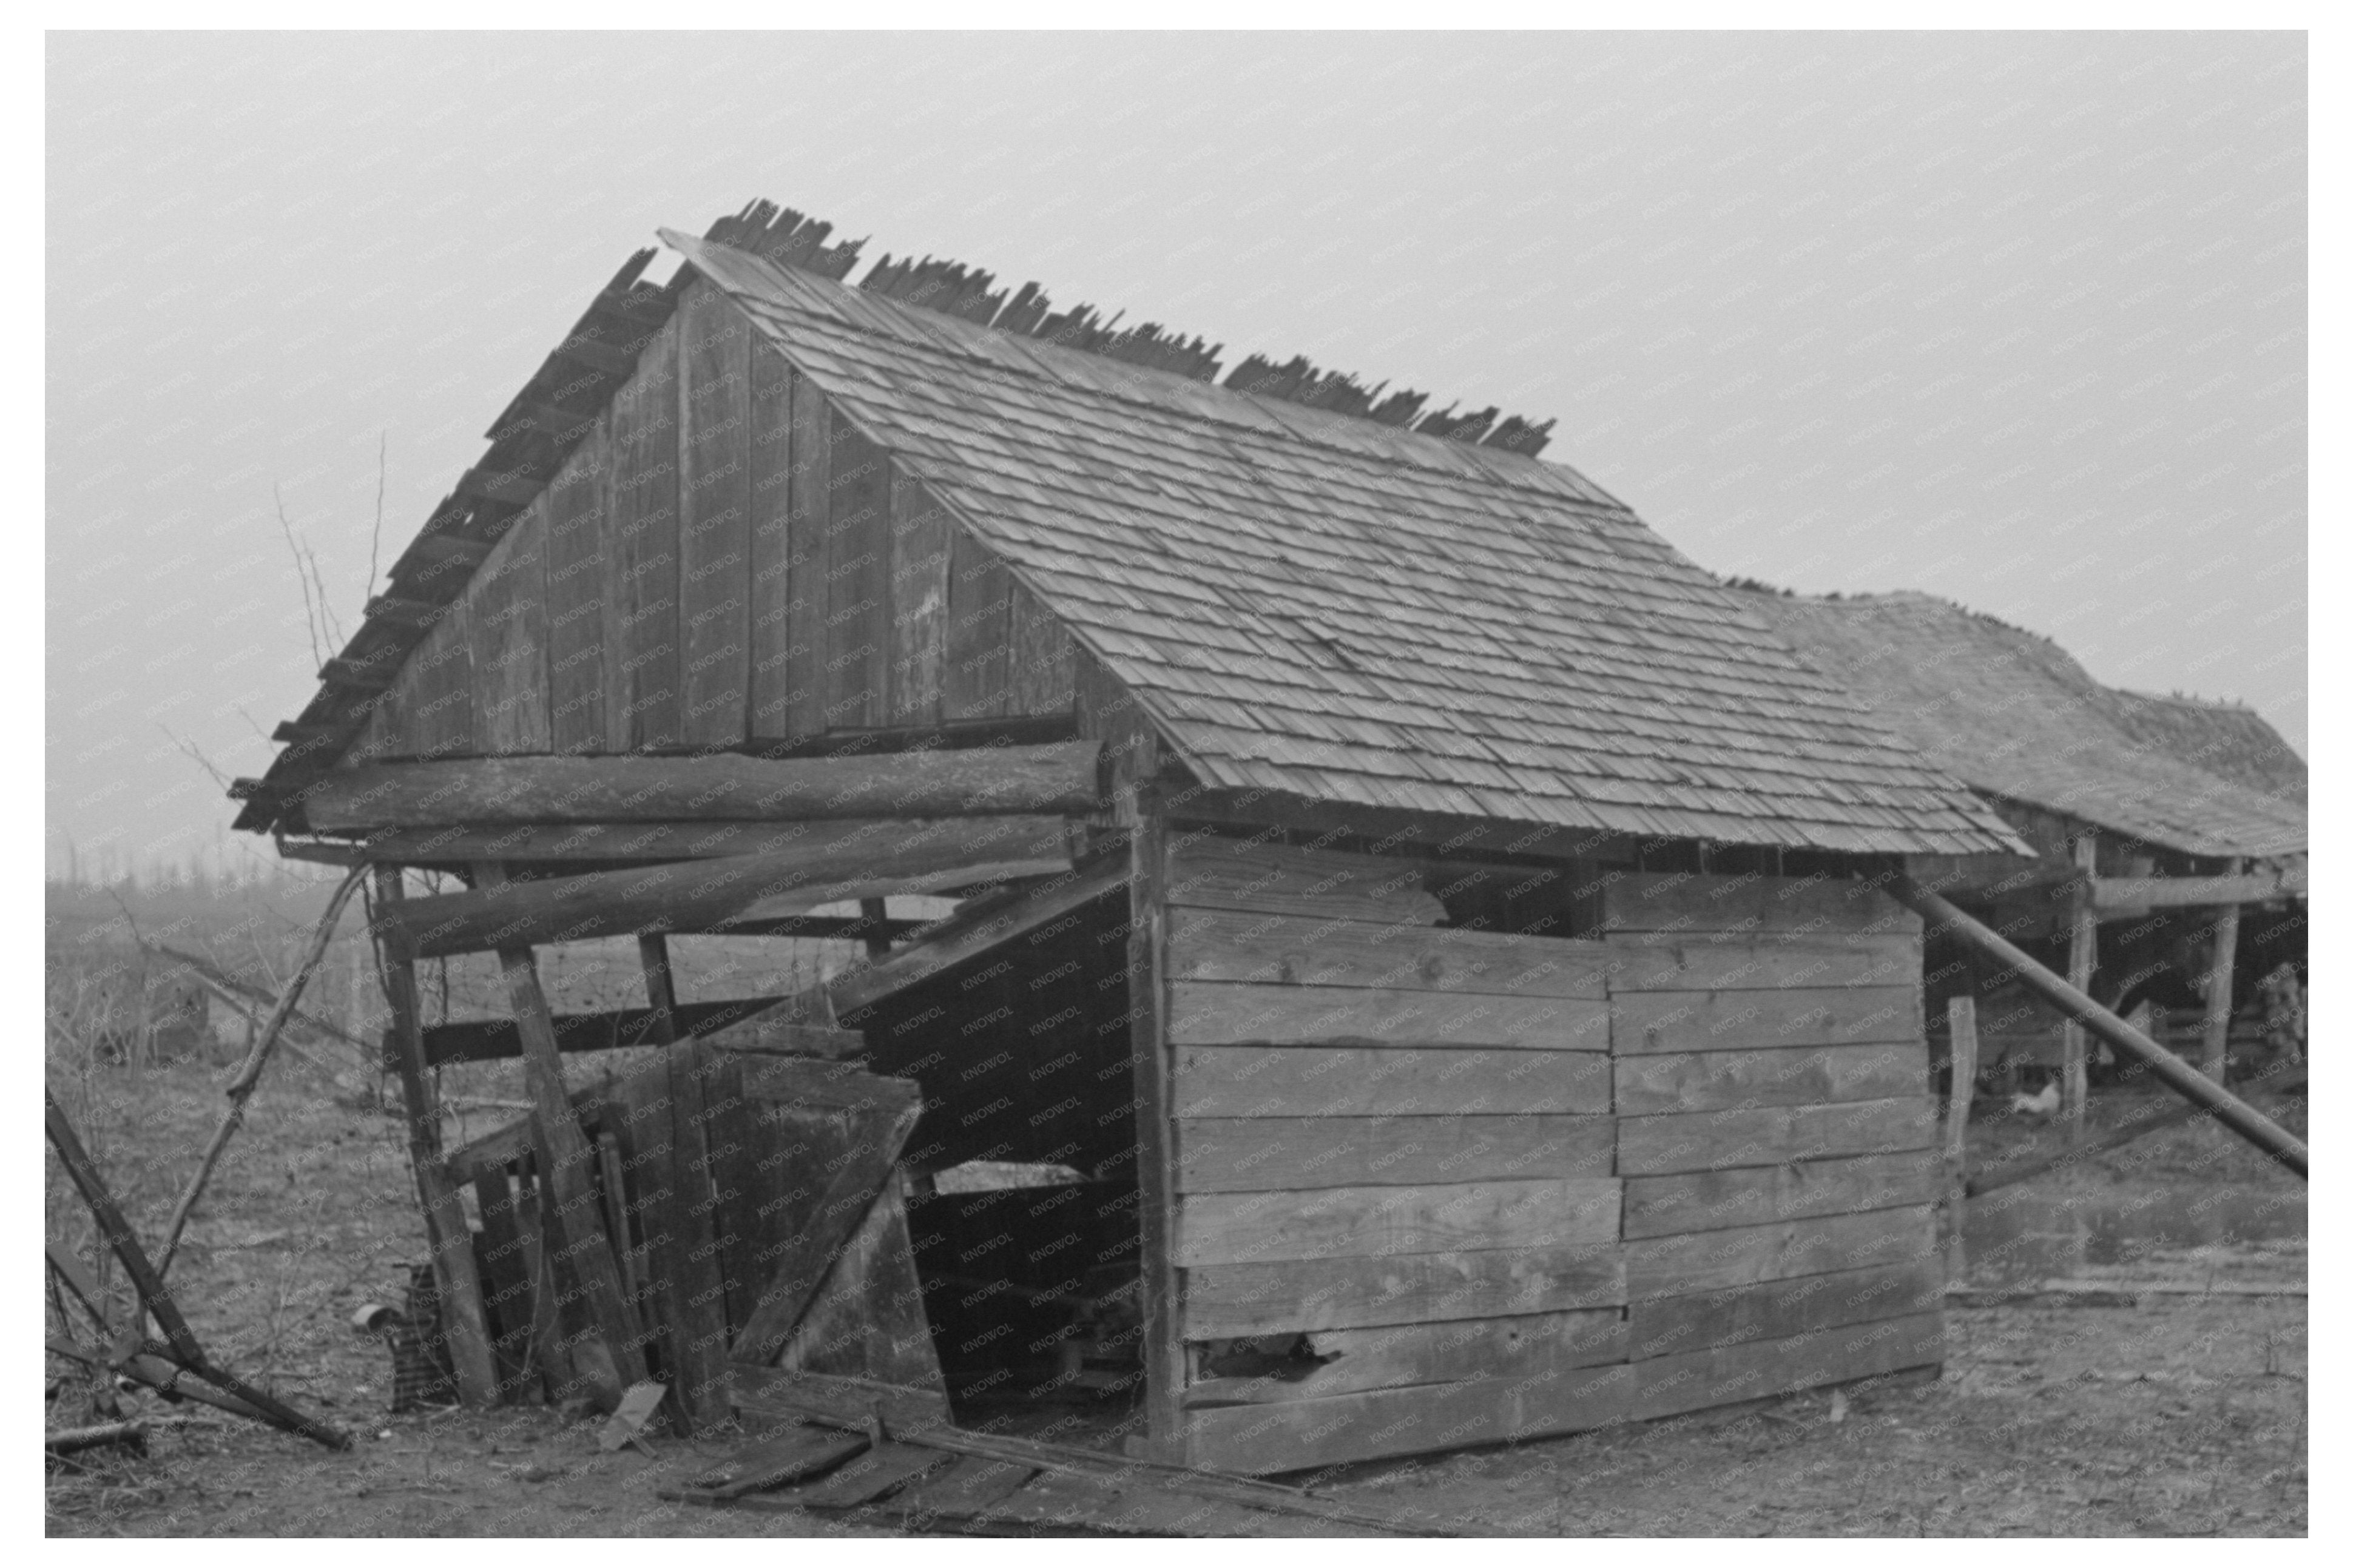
154,864 -> 368,1277
1890,873 -> 2306,1180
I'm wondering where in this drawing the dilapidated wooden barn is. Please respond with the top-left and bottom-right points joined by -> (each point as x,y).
1750,589 -> 2307,1113
231,203 -> 2036,1478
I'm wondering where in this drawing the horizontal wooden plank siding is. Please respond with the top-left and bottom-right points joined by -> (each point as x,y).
1608,985 -> 1920,1054
1185,1308 -> 1629,1407
1180,1310 -> 1945,1474
1619,1151 -> 1943,1239
1181,1243 -> 1624,1339
1612,1042 -> 1926,1116
1623,1205 -> 1937,1300
1600,872 -> 1919,936
1627,1259 -> 1944,1361
1173,1046 -> 1613,1119
1613,1097 -> 1937,1176
1174,1115 -> 1615,1193
1166,836 -> 1445,924
1170,908 -> 1608,997
1174,1178 -> 1621,1267
1170,982 -> 1609,1051
1604,932 -> 1920,994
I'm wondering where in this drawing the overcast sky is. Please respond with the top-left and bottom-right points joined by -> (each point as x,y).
45,30 -> 2306,878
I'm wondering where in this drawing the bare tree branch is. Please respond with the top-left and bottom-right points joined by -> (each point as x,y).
274,486 -> 323,670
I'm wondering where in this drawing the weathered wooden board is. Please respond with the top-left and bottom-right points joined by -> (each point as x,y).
1603,932 -> 1921,994
544,417 -> 610,755
1175,1177 -> 1621,1267
677,281 -> 753,749
340,813 -> 1064,868
1166,836 -> 1445,925
1612,1042 -> 1928,1117
604,313 -> 681,749
1618,1307 -> 1942,1428
1005,576 -> 1075,716
1169,981 -> 1610,1051
406,995 -> 788,1070
1601,873 -> 1920,937
780,366 -> 830,739
465,497 -> 551,755
1628,1259 -> 1945,1361
1170,907 -> 1609,998
1180,1243 -> 1625,1339
744,343 -> 795,741
823,412 -> 891,729
1172,1046 -> 1615,1119
1608,986 -> 1921,1054
942,530 -> 1011,723
378,840 -> 1073,961
780,1178 -> 947,1395
1186,1308 -> 1629,1407
1613,1096 -> 1939,1177
887,470 -> 951,728
303,743 -> 1099,829
409,610 -> 474,758
1178,1309 -> 1943,1475
1620,1150 -> 1944,1240
1173,1114 -> 1616,1193
1622,1204 -> 1936,1300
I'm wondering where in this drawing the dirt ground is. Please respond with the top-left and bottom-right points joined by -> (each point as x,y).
45,1051 -> 2306,1537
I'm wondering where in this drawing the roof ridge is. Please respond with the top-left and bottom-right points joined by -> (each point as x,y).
672,228 -> 1631,516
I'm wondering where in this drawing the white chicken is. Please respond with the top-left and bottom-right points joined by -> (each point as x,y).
2009,1080 -> 2060,1117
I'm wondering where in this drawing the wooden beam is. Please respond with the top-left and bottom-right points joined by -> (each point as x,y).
402,995 -> 798,1069
1168,783 -> 1638,866
2089,865 -> 2305,910
811,854 -> 1131,1025
2202,859 -> 2243,1083
317,656 -> 399,693
1942,995 -> 1979,1223
2063,833 -> 2096,1128
302,743 -> 1101,831
1127,793 -> 1187,1463
477,863 -> 647,1402
375,838 -> 1075,961
1891,872 -> 2306,1179
329,816 -> 1064,867
371,868 -> 500,1406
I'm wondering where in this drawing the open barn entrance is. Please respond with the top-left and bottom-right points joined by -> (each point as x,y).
838,876 -> 1146,1422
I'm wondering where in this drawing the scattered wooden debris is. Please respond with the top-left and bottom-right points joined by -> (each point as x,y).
663,1364 -> 1451,1537
45,1093 -> 351,1451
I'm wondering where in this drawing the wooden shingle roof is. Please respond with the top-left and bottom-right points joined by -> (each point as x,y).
1750,589 -> 2306,860
667,230 -> 2022,856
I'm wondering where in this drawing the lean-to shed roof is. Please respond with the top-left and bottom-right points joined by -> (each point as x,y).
1749,589 -> 2306,860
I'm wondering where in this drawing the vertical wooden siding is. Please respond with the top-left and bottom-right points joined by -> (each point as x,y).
343,275 -> 1074,767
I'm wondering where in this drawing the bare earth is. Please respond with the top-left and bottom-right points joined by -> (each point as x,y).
46,1058 -> 2306,1538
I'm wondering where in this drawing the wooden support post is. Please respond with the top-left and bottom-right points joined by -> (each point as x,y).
476,863 -> 647,1405
2062,832 -> 2097,1131
1125,790 -> 1187,1462
1942,996 -> 1979,1229
859,898 -> 892,958
635,934 -> 731,1433
371,867 -> 500,1407
2202,860 -> 2243,1084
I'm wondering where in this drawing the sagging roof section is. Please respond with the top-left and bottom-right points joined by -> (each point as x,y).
663,227 -> 2022,856
1748,589 -> 2306,861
